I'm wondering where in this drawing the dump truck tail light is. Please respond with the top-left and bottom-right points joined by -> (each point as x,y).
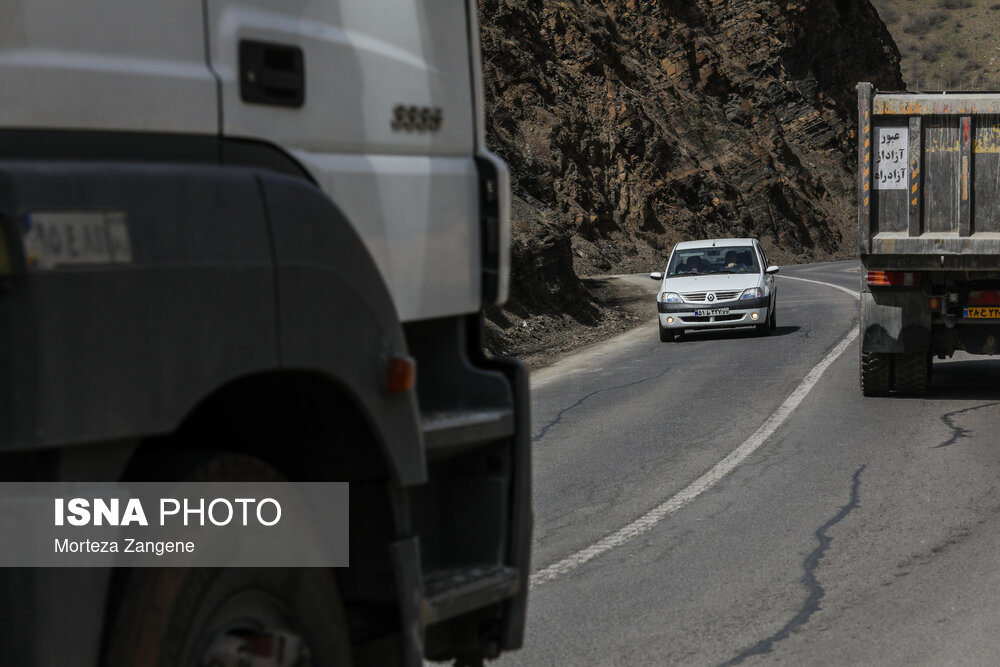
867,271 -> 917,287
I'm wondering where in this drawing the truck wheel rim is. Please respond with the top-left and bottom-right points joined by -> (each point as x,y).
196,590 -> 311,667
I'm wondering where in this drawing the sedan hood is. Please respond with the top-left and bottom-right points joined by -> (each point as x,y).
661,273 -> 762,294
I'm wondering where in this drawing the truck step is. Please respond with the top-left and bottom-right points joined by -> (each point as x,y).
422,565 -> 520,625
421,409 -> 514,454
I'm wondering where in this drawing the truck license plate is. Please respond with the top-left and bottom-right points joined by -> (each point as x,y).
695,308 -> 729,317
22,210 -> 132,270
964,307 -> 1000,318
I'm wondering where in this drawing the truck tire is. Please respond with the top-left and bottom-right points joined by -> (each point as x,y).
860,349 -> 892,396
895,349 -> 930,395
104,455 -> 354,667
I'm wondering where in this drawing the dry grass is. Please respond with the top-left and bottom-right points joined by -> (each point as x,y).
872,0 -> 1000,89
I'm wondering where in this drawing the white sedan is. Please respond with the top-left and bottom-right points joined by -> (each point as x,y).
650,238 -> 779,342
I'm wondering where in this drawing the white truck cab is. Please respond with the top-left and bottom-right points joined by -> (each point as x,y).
0,3 -> 528,665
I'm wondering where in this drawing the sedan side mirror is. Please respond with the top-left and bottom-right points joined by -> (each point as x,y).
650,272 -> 663,280
766,266 -> 780,274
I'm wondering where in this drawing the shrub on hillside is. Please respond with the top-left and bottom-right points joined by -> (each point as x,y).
918,39 -> 946,62
902,11 -> 948,35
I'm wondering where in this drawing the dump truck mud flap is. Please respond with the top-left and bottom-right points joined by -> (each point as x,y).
861,289 -> 931,353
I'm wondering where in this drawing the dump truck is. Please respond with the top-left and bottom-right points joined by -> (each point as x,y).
0,1 -> 530,665
858,82 -> 1000,395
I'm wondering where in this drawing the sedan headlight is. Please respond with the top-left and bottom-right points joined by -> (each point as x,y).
740,287 -> 763,300
659,292 -> 682,303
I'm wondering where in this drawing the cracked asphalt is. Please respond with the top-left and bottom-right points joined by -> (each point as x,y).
499,261 -> 1000,665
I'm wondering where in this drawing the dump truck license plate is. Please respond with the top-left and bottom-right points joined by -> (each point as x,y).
963,307 -> 1000,318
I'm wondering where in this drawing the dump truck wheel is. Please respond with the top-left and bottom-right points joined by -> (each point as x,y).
860,349 -> 892,396
895,349 -> 930,395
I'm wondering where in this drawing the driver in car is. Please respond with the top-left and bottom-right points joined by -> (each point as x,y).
686,255 -> 705,273
723,250 -> 746,271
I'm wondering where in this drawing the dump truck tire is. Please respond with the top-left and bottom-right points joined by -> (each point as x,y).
895,349 -> 930,395
860,349 -> 892,396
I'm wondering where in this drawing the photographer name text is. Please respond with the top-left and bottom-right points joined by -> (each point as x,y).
55,538 -> 195,555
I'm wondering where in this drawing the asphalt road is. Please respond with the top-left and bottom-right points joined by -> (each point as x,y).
503,261 -> 1000,666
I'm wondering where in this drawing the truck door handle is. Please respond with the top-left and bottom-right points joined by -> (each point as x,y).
239,40 -> 305,108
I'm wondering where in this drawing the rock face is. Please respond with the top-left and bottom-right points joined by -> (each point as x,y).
479,0 -> 903,321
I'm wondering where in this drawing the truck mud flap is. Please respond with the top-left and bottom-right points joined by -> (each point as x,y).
861,289 -> 930,353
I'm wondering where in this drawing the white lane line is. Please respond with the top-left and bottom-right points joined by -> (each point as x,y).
529,275 -> 860,588
779,274 -> 860,300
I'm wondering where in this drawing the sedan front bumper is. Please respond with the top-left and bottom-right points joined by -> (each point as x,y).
657,296 -> 769,330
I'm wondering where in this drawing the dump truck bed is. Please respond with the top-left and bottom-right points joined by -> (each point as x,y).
858,82 -> 1000,270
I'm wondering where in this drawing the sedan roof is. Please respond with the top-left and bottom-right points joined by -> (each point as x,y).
674,238 -> 756,250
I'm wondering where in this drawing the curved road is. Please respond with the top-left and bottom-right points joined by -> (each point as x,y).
504,261 -> 1000,666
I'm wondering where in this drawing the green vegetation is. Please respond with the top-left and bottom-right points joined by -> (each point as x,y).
872,0 -> 1000,89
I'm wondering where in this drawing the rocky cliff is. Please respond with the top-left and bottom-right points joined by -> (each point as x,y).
479,0 -> 903,336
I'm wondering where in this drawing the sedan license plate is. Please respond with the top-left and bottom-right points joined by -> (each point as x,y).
694,308 -> 729,317
964,306 -> 1000,319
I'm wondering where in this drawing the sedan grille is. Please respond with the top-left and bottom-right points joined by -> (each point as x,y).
681,290 -> 743,303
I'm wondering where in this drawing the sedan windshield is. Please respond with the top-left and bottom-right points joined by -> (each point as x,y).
665,246 -> 759,276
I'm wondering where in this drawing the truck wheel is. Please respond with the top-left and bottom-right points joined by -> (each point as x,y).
659,324 -> 675,342
860,349 -> 892,396
896,349 -> 930,395
104,455 -> 354,667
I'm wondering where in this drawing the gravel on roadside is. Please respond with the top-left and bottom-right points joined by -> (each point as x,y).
483,274 -> 659,369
